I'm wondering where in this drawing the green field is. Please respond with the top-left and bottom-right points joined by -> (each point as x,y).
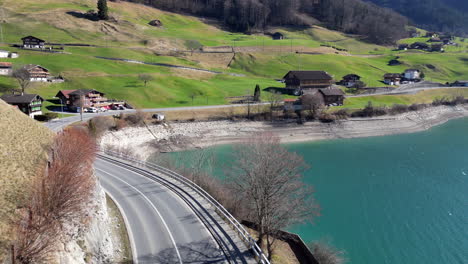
0,0 -> 467,110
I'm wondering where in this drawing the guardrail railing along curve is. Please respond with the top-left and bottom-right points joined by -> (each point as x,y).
100,150 -> 271,264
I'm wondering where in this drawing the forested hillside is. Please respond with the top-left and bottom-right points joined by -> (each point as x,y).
365,0 -> 468,35
125,0 -> 409,44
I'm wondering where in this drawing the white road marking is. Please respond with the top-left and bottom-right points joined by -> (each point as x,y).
96,168 -> 184,264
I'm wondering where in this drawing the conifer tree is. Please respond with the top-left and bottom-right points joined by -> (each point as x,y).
254,84 -> 261,102
97,0 -> 109,20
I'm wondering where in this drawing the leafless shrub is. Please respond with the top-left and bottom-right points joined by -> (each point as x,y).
432,97 -> 450,106
228,133 -> 320,260
88,116 -> 115,138
332,109 -> 350,119
124,111 -> 147,126
408,103 -> 427,111
310,242 -> 347,264
351,101 -> 388,117
300,94 -> 324,120
389,104 -> 409,115
12,67 -> 31,95
14,128 -> 96,263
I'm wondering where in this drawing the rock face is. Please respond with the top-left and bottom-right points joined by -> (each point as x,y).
55,183 -> 115,264
148,19 -> 163,27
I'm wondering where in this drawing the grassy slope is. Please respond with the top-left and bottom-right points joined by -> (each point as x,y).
0,0 -> 466,109
0,99 -> 53,258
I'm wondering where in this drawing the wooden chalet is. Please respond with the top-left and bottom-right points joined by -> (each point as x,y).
0,93 -> 44,117
341,74 -> 361,87
431,44 -> 444,52
283,71 -> 333,90
318,88 -> 345,106
272,32 -> 284,40
409,42 -> 430,50
398,44 -> 409,50
23,64 -> 50,82
0,62 -> 12,76
384,73 -> 402,85
21,36 -> 46,49
404,69 -> 421,80
428,37 -> 442,43
56,89 -> 124,111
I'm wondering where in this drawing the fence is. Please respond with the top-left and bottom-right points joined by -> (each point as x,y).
101,150 -> 271,264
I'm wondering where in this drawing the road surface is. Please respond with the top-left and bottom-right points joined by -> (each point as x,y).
96,157 -> 227,264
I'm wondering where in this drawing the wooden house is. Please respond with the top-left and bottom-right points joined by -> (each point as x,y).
318,88 -> 345,106
56,89 -> 114,112
272,32 -> 284,40
283,71 -> 333,90
428,37 -> 442,43
0,62 -> 12,76
409,42 -> 430,50
384,73 -> 402,85
398,44 -> 409,50
341,74 -> 361,87
23,64 -> 50,82
431,44 -> 444,52
0,93 -> 44,117
21,36 -> 46,49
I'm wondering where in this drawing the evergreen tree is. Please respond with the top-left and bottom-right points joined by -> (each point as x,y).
97,0 -> 109,20
254,84 -> 261,102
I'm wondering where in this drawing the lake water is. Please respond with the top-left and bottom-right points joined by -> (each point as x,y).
163,118 -> 468,264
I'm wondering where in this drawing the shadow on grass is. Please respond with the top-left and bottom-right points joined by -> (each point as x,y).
66,11 -> 99,21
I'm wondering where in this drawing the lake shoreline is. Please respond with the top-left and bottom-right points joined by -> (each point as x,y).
100,105 -> 468,158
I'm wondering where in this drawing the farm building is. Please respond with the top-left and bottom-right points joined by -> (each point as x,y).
21,36 -> 46,49
284,71 -> 333,90
404,69 -> 421,80
384,73 -> 402,85
23,64 -> 50,82
0,93 -> 44,117
272,32 -> 284,40
0,62 -> 12,76
341,74 -> 361,87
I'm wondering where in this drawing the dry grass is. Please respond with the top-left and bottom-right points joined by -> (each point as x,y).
243,226 -> 299,264
0,99 -> 53,259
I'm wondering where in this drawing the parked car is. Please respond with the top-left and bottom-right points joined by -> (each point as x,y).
85,107 -> 98,113
118,105 -> 125,110
99,107 -> 108,112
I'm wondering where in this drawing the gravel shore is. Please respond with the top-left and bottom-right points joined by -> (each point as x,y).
100,105 -> 468,159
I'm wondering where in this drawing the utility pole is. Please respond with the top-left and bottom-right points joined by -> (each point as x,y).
80,94 -> 84,121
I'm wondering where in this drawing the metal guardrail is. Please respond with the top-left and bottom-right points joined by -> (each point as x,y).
101,150 -> 271,264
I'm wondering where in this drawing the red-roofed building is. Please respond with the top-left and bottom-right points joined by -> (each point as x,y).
0,62 -> 12,76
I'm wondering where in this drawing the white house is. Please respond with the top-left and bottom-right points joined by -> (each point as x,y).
404,69 -> 421,80
9,52 -> 19,58
0,50 -> 9,58
0,62 -> 12,76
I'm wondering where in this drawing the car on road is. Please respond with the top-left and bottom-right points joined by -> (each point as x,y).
84,107 -> 98,113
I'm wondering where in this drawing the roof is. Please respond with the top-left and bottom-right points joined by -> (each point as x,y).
23,64 -> 49,72
0,50 -> 9,53
21,36 -> 45,42
405,69 -> 420,72
284,71 -> 333,80
0,94 -> 43,104
55,90 -> 77,99
284,99 -> 297,102
455,80 -> 468,83
343,74 -> 361,79
0,62 -> 12,68
384,73 -> 402,78
69,89 -> 104,96
319,88 -> 345,96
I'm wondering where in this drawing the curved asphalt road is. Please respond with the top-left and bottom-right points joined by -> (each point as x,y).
95,158 -> 226,264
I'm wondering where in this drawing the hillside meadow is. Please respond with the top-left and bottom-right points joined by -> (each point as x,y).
0,0 -> 466,110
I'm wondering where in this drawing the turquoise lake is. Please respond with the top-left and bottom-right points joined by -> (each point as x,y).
164,118 -> 468,263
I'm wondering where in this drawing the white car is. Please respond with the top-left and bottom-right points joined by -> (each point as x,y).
85,107 -> 98,113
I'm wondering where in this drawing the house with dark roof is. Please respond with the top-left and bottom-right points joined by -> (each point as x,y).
55,89 -> 124,112
318,88 -> 345,106
283,71 -> 333,90
0,62 -> 12,76
341,74 -> 361,88
272,32 -> 284,40
383,73 -> 402,85
23,64 -> 50,82
21,36 -> 46,49
0,93 -> 44,117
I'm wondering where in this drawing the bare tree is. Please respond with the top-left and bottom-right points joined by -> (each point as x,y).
14,127 -> 96,263
267,92 -> 284,121
229,133 -> 320,260
138,74 -> 154,87
12,67 -> 31,95
300,93 -> 324,120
